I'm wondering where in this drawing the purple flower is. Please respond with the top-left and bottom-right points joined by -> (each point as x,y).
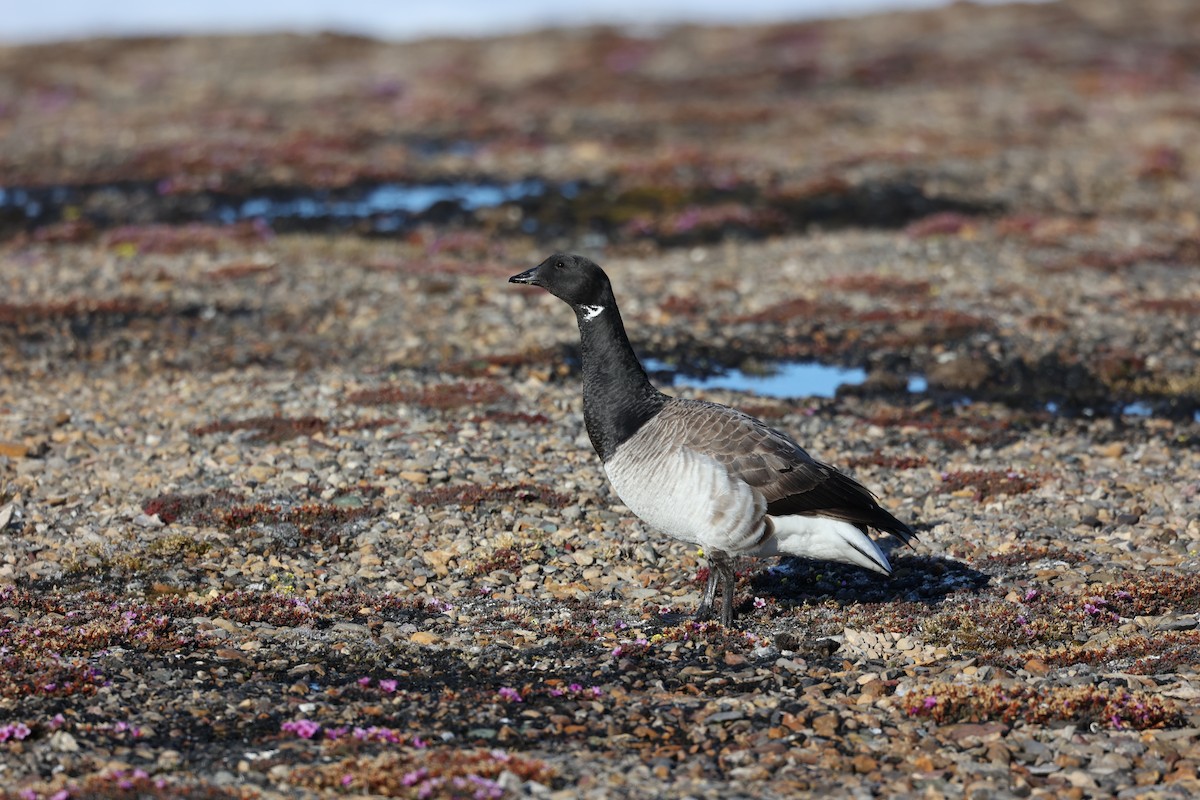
753,597 -> 767,609
281,719 -> 321,739
1023,589 -> 1039,602
341,774 -> 353,787
469,776 -> 504,800
568,683 -> 582,693
922,696 -> 938,710
0,723 -> 31,742
590,686 -> 603,698
497,686 -> 522,703
378,679 -> 398,693
402,768 -> 429,787
357,676 -> 372,687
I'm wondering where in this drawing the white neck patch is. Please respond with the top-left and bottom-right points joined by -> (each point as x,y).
580,304 -> 605,321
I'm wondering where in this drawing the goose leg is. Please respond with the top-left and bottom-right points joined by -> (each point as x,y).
694,550 -> 737,624
695,561 -> 720,621
710,550 -> 737,626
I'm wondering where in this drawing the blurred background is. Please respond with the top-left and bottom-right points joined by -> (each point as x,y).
1,0 -> 1196,416
7,0 -> 990,42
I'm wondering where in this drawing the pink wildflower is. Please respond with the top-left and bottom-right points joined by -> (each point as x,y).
281,719 -> 321,739
402,768 -> 429,787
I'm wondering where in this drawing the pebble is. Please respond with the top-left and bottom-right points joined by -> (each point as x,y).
3,8 -> 1200,800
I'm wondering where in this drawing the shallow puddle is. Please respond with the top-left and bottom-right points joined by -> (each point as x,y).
216,179 -> 549,230
646,358 -> 1199,421
645,358 -> 869,399
0,179 -> 552,234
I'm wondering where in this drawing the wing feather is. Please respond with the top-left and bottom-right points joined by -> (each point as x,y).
660,399 -> 916,543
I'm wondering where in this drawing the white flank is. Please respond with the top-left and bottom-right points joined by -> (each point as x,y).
604,444 -> 764,550
755,515 -> 892,575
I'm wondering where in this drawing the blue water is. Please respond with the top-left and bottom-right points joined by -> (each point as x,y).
220,180 -> 546,228
0,179 -> 551,233
645,362 -> 1199,421
645,359 -> 867,399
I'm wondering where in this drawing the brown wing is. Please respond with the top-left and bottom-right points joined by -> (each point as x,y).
666,399 -> 916,543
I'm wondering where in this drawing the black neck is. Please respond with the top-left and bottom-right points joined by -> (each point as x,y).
576,297 -> 669,462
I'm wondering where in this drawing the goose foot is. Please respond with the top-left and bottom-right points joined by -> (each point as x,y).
694,549 -> 736,626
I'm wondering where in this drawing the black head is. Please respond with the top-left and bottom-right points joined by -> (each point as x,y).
508,253 -> 613,313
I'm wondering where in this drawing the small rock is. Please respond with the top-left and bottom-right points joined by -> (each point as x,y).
851,754 -> 878,773
246,465 -> 276,482
1157,616 -> 1198,632
812,713 -> 839,738
410,631 -> 441,646
1024,657 -> 1050,675
49,731 -> 79,752
0,441 -> 28,459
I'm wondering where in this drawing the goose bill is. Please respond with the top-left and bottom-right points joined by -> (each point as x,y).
508,267 -> 541,285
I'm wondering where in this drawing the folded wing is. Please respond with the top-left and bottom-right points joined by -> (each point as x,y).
666,399 -> 916,543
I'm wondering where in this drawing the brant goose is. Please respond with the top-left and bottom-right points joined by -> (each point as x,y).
510,253 -> 916,625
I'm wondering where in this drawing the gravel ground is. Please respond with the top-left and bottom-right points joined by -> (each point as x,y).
2,1 -> 1199,798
